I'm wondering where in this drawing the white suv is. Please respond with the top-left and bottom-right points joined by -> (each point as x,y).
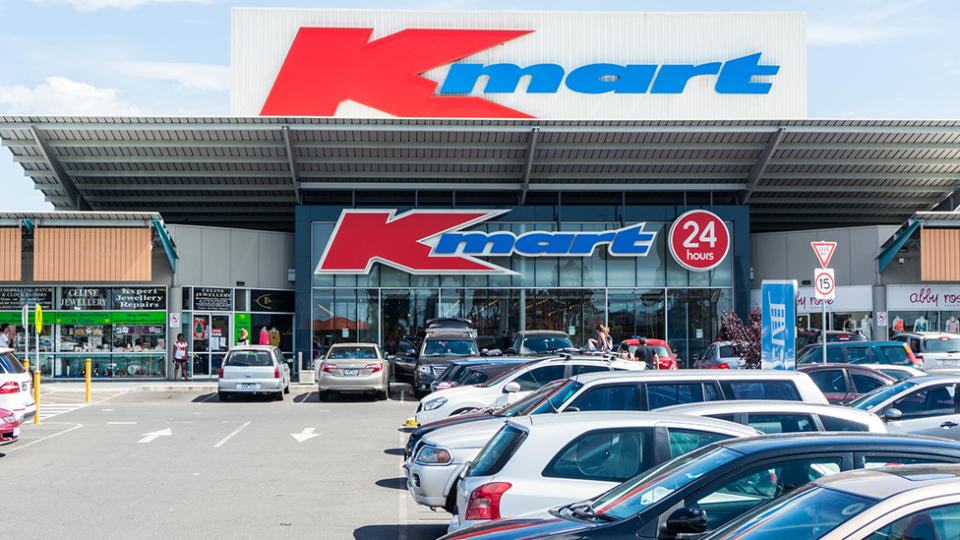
892,332 -> 960,369
0,348 -> 37,421
414,356 -> 644,425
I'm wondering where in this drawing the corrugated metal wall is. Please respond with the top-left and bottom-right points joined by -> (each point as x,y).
921,228 -> 960,281
34,227 -> 152,282
0,228 -> 21,281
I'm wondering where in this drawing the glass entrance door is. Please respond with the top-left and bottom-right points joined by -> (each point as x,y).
190,313 -> 231,379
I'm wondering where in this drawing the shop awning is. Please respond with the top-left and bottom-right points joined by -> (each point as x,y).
4,116 -> 960,232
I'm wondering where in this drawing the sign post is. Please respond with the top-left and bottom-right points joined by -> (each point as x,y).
21,305 -> 28,372
811,241 -> 838,365
761,280 -> 798,370
34,304 -> 42,424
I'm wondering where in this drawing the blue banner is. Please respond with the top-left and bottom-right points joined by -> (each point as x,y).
761,280 -> 797,370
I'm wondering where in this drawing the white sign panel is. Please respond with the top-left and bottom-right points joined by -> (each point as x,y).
231,9 -> 806,119
814,268 -> 835,300
877,311 -> 888,327
887,285 -> 960,310
169,313 -> 181,329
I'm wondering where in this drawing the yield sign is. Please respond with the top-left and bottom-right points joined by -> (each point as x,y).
811,241 -> 837,268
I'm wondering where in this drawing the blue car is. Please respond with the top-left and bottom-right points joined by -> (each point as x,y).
440,433 -> 960,540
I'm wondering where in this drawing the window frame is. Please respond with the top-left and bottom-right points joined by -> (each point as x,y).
541,427 -> 654,483
888,383 -> 960,420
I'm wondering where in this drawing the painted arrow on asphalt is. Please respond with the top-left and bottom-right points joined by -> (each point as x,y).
138,428 -> 172,444
291,427 -> 319,443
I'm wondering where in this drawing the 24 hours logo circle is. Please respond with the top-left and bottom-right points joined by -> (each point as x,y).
668,210 -> 730,272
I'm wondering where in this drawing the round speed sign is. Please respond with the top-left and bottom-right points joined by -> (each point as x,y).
668,210 -> 730,272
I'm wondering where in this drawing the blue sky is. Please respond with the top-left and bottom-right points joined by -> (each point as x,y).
0,0 -> 954,211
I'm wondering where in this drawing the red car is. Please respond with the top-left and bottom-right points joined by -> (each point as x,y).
798,364 -> 896,405
616,338 -> 679,369
0,407 -> 19,445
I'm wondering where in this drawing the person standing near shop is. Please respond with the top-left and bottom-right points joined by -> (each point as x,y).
236,328 -> 250,346
633,337 -> 655,368
173,333 -> 189,381
0,324 -> 9,348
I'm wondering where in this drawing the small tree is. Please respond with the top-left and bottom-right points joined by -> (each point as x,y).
719,308 -> 762,369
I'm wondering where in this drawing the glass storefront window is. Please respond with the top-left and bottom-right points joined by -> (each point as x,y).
889,311 -> 939,335
667,289 -> 732,369
524,289 -> 605,347
113,324 -> 165,352
60,324 -> 112,353
608,289 -> 665,343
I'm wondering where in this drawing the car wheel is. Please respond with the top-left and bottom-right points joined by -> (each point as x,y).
217,391 -> 228,402
284,384 -> 290,395
317,390 -> 328,401
377,390 -> 388,401
444,482 -> 458,514
274,390 -> 284,401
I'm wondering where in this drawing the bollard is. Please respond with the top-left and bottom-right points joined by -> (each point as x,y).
33,369 -> 39,424
85,358 -> 92,403
23,359 -> 29,371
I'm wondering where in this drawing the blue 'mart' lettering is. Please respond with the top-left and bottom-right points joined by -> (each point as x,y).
437,53 -> 779,95
431,223 -> 655,257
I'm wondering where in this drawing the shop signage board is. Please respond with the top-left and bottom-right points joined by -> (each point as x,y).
113,288 -> 166,311
760,280 -> 797,370
251,290 -> 295,313
0,287 -> 54,310
60,287 -> 110,310
232,9 -> 805,119
887,285 -> 960,310
193,288 -> 233,312
667,210 -> 730,272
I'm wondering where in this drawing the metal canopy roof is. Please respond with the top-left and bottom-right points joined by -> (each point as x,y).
3,116 -> 960,232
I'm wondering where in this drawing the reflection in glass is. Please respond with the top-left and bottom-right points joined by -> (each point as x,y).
667,289 -> 732,368
608,289 -> 665,342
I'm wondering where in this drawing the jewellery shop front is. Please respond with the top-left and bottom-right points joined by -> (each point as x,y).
0,286 -> 167,378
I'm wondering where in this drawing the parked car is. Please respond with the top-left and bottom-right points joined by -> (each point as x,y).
388,337 -> 420,384
450,412 -> 758,531
0,348 -> 36,421
850,375 -> 960,440
693,341 -> 744,369
798,364 -> 895,405
440,433 -> 960,540
891,331 -> 960,369
431,358 -> 530,393
0,407 -> 19,444
405,369 -> 828,514
414,356 -> 644,426
507,330 -> 575,356
414,329 -> 483,397
797,329 -> 867,351
859,363 -> 925,381
217,345 -> 291,401
704,464 -> 960,540
316,342 -> 389,400
658,399 -> 887,433
616,338 -> 678,370
796,341 -> 919,367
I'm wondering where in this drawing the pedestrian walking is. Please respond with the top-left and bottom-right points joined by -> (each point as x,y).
173,333 -> 190,381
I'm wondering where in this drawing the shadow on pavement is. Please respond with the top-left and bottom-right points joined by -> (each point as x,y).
384,447 -> 405,456
192,392 -> 277,403
354,524 -> 448,540
375,477 -> 408,490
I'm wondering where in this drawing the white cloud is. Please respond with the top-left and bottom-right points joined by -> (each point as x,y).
36,0 -> 212,11
0,76 -> 141,115
807,24 -> 908,46
115,61 -> 229,91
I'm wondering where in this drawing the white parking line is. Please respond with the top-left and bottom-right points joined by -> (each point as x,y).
107,421 -> 137,425
6,423 -> 83,453
398,428 -> 408,540
213,421 -> 250,448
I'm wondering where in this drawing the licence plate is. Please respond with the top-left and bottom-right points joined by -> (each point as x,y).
344,369 -> 360,376
12,427 -> 19,438
237,383 -> 261,390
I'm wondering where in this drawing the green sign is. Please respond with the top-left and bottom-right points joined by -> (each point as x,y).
0,311 -> 165,326
235,313 -> 251,346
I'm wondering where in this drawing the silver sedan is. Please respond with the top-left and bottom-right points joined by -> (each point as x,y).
217,345 -> 291,401
317,343 -> 390,400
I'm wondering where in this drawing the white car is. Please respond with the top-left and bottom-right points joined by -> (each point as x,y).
850,374 -> 960,440
891,331 -> 960,369
658,399 -> 887,433
0,348 -> 37,421
451,411 -> 758,532
414,356 -> 644,425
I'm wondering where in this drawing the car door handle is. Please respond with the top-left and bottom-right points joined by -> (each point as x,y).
941,421 -> 959,428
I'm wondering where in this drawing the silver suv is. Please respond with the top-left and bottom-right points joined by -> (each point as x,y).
892,332 -> 960,368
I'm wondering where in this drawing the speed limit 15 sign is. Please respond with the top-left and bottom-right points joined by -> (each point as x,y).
668,210 -> 730,272
814,268 -> 836,300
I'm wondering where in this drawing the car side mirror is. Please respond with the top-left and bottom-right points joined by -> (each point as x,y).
406,348 -> 417,356
486,348 -> 502,357
884,408 -> 903,422
481,348 -> 489,357
663,507 -> 707,536
504,347 -> 517,355
503,381 -> 521,393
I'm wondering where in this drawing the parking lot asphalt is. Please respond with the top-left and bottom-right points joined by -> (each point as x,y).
3,386 -> 450,540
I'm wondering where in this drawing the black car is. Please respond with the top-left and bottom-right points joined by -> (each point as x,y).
507,330 -> 576,356
796,329 -> 867,351
392,318 -> 477,386
440,433 -> 960,540
413,329 -> 482,397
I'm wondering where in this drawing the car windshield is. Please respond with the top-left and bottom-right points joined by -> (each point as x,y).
326,346 -> 378,360
225,350 -> 274,367
521,336 -> 574,354
515,380 -> 584,416
592,446 -> 739,521
422,339 -> 478,357
704,485 -> 876,540
0,352 -> 25,374
849,380 -> 917,410
480,363 -> 529,388
495,380 -> 565,415
924,337 -> 960,353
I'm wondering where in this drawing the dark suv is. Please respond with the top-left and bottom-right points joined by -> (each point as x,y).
413,321 -> 481,397
507,330 -> 575,356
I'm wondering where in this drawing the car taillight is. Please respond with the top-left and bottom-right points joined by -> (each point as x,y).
435,382 -> 452,390
0,382 -> 20,394
218,366 -> 224,378
717,363 -> 730,369
274,366 -> 280,379
907,346 -> 921,367
465,482 -> 511,521
321,363 -> 338,373
365,363 -> 383,373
